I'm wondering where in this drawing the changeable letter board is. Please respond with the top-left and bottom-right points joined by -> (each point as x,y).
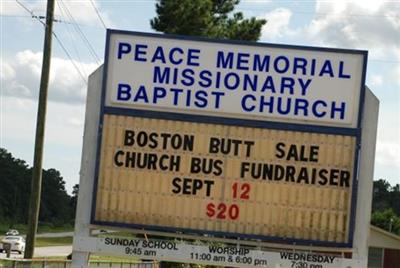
92,30 -> 367,247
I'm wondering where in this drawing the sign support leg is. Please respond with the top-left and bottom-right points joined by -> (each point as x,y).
72,66 -> 104,268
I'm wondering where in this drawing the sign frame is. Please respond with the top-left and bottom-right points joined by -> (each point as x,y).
73,236 -> 367,268
90,29 -> 368,248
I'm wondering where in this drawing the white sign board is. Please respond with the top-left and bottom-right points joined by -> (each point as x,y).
72,32 -> 377,268
104,32 -> 367,128
74,236 -> 366,268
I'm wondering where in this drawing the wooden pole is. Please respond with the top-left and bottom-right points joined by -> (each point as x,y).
24,0 -> 55,259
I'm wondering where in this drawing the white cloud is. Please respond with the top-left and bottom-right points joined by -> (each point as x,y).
2,96 -> 86,192
260,8 -> 292,40
1,50 -> 98,104
376,141 -> 400,169
67,117 -> 83,127
368,74 -> 383,87
259,1 -> 400,86
0,62 -> 15,81
1,0 -> 113,27
303,1 -> 399,58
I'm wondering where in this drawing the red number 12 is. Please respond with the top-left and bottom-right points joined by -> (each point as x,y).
232,182 -> 250,199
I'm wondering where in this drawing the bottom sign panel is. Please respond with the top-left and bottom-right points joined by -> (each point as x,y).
94,115 -> 357,245
74,236 -> 366,268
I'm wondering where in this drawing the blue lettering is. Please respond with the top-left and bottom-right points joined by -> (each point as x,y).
312,100 -> 327,117
261,76 -> 276,93
186,90 -> 191,106
170,88 -> 183,105
216,51 -> 234,69
172,68 -> 179,85
298,79 -> 312,95
237,53 -> 250,70
199,70 -> 213,88
310,59 -> 316,75
253,55 -> 270,72
194,91 -> 207,108
338,61 -> 351,79
181,69 -> 195,86
153,87 -> 167,103
331,102 -> 346,119
274,56 -> 290,73
224,72 -> 240,90
277,98 -> 291,115
152,46 -> 166,63
169,47 -> 184,65
243,74 -> 258,91
293,57 -> 308,75
241,95 -> 256,112
319,60 -> 334,77
117,42 -> 131,59
294,99 -> 309,116
117,83 -> 131,100
280,77 -> 295,94
134,44 -> 147,62
260,96 -> 274,113
215,72 -> 222,89
133,85 -> 149,103
153,66 -> 170,83
211,92 -> 224,109
187,49 -> 200,66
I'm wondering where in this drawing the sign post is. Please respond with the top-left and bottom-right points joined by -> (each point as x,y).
73,30 -> 377,268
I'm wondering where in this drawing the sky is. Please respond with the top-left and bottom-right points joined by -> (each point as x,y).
1,0 -> 399,194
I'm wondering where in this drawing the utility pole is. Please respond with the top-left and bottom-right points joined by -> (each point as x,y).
24,0 -> 55,259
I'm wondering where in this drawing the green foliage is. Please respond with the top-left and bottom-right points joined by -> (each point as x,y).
372,179 -> 400,215
35,236 -> 73,247
371,179 -> 400,235
40,169 -> 74,225
0,148 -> 75,227
371,209 -> 400,235
0,148 -> 31,224
151,0 -> 266,41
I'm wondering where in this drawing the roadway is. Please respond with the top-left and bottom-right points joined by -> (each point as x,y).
0,245 -> 72,258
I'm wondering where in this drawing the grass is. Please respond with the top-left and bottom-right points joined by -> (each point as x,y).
97,231 -> 137,238
90,254 -> 140,262
35,236 -> 73,247
31,255 -> 141,262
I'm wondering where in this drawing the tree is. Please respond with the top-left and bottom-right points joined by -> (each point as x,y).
371,209 -> 400,235
39,169 -> 73,225
70,184 -> 79,213
371,179 -> 400,235
151,0 -> 267,41
372,179 -> 400,215
372,179 -> 391,212
0,148 -> 76,226
0,148 -> 31,224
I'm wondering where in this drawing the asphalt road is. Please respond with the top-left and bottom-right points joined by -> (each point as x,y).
35,229 -> 107,238
0,229 -> 112,259
0,245 -> 72,258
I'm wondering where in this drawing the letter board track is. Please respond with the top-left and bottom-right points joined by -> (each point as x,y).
92,30 -> 368,247
94,115 -> 356,245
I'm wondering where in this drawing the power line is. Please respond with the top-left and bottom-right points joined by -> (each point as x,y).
15,0 -> 45,26
53,32 -> 88,84
14,0 -> 87,84
58,0 -> 101,64
56,0 -> 88,78
0,14 -> 32,18
1,14 -> 99,27
13,0 -> 400,65
15,0 -> 45,27
89,0 -> 107,29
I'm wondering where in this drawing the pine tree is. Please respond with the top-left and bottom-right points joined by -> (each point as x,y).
151,0 -> 266,41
